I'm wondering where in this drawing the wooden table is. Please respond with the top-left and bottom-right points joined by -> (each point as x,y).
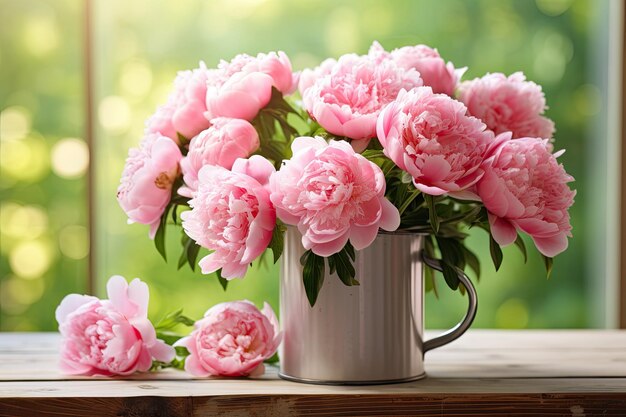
0,331 -> 625,416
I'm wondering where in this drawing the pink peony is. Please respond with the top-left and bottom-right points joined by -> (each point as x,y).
181,155 -> 276,279
179,118 -> 260,197
205,51 -> 296,121
298,58 -> 337,96
117,133 -> 182,238
176,301 -> 281,377
270,137 -> 400,256
477,137 -> 575,257
145,102 -> 178,143
55,276 -> 174,376
377,87 -> 494,196
390,44 -> 464,96
147,63 -> 213,141
302,49 -> 422,151
457,72 -> 555,139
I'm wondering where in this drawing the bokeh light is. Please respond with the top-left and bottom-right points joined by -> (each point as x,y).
0,275 -> 46,314
51,138 -> 89,179
22,12 -> 60,57
98,96 -> 132,133
535,0 -> 575,16
0,106 -> 32,141
0,203 -> 48,241
0,134 -> 50,182
9,240 -> 54,279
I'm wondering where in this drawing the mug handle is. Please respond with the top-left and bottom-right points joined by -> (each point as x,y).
421,252 -> 478,354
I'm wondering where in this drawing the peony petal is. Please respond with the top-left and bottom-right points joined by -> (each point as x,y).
220,262 -> 248,280
248,363 -> 266,377
310,232 -> 350,257
354,197 -> 382,227
420,156 -> 452,183
55,294 -> 98,325
134,344 -> 153,373
184,352 -> 213,377
150,339 -> 176,363
349,224 -> 379,251
449,188 -> 481,201
59,354 -> 95,376
532,233 -> 569,257
127,278 -> 149,318
291,136 -> 328,155
349,138 -> 371,153
232,155 -> 275,188
106,275 -> 137,318
261,302 -> 280,337
488,213 -> 518,247
378,198 -> 401,231
198,254 -> 222,275
515,218 -> 559,238
414,182 -> 448,196
342,114 -> 377,141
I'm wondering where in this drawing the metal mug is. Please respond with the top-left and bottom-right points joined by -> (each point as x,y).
279,227 -> 478,385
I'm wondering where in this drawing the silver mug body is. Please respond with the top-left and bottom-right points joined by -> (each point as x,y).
279,228 -> 427,384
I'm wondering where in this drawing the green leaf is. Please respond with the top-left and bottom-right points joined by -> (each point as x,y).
327,255 -> 336,275
436,237 -> 463,290
171,204 -> 178,224
461,246 -> 481,281
186,241 -> 200,271
345,241 -> 355,261
329,246 -> 358,286
424,195 -> 440,234
216,269 -> 229,291
300,250 -> 309,267
440,261 -> 460,290
398,188 -> 421,216
153,206 -> 169,261
155,331 -> 183,346
264,352 -> 279,364
177,233 -> 201,272
489,234 -> 503,271
424,264 -> 437,296
361,149 -> 386,160
423,236 -> 438,298
150,357 -> 186,371
175,346 -> 190,358
302,250 -> 325,307
268,224 -> 285,263
177,234 -> 191,270
514,234 -> 528,263
543,255 -> 554,279
155,308 -> 195,331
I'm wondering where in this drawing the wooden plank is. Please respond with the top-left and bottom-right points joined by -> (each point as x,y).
1,331 -> 625,415
1,331 -> 625,381
1,393 -> 625,417
3,330 -> 625,353
0,377 -> 625,398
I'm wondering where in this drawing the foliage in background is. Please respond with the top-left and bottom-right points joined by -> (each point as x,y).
1,0 -> 606,330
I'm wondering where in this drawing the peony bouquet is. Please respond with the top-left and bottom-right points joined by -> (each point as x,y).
118,42 -> 575,306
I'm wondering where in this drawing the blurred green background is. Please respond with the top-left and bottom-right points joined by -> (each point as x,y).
0,0 -> 615,330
